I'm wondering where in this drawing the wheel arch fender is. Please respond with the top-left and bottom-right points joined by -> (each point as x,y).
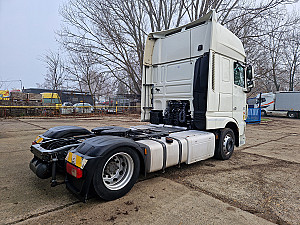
78,136 -> 146,174
66,136 -> 147,201
207,117 -> 240,147
225,122 -> 239,147
42,126 -> 91,139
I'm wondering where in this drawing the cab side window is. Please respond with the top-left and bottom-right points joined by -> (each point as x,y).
234,62 -> 245,88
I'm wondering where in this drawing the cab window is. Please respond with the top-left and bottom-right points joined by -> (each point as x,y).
43,98 -> 60,104
234,62 -> 245,88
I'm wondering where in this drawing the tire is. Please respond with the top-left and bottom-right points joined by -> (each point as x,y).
93,147 -> 140,201
214,128 -> 235,160
287,111 -> 297,118
261,110 -> 267,117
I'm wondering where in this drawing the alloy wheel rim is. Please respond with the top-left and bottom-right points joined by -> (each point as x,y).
102,152 -> 134,190
223,134 -> 234,155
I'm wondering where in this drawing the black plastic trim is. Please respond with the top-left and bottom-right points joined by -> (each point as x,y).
170,137 -> 182,167
192,52 -> 210,130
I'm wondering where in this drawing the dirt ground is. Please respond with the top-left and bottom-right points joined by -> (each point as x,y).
0,115 -> 299,224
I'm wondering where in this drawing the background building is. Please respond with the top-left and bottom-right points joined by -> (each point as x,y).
23,88 -> 93,105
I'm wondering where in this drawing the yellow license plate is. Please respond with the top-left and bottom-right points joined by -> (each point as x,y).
35,136 -> 43,143
66,152 -> 88,169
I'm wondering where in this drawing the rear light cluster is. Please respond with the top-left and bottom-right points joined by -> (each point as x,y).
66,162 -> 83,178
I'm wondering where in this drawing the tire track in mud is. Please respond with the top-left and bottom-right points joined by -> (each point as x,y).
239,133 -> 299,151
17,119 -> 48,130
174,179 -> 289,225
6,201 -> 81,225
0,150 -> 32,154
4,128 -> 46,133
161,155 -> 295,225
238,131 -> 300,164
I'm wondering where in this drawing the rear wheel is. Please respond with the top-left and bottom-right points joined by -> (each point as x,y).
214,128 -> 235,160
287,111 -> 297,118
93,147 -> 140,201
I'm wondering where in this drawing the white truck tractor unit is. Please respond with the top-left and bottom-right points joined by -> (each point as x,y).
254,92 -> 300,118
29,11 -> 254,202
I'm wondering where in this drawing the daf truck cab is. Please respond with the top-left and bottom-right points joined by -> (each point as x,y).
141,10 -> 253,148
29,11 -> 254,202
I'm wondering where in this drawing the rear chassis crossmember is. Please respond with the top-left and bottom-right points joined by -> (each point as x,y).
30,134 -> 93,186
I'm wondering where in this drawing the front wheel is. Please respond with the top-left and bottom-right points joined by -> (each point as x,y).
214,128 -> 235,160
93,147 -> 140,201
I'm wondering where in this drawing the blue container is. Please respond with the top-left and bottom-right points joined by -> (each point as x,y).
246,108 -> 261,124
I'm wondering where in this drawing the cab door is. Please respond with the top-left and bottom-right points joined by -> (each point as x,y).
232,62 -> 247,138
218,56 -> 233,116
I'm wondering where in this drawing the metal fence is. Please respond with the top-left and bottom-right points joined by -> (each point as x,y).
1,104 -> 264,123
0,105 -> 141,117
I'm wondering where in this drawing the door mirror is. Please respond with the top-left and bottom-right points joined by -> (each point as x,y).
244,65 -> 254,93
246,65 -> 253,80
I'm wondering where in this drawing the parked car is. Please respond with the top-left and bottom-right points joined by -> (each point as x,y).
73,103 -> 94,114
107,108 -> 116,114
61,102 -> 73,115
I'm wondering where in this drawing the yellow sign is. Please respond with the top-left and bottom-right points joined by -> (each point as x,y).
0,90 -> 10,100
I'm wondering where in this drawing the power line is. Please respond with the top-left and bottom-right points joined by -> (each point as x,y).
0,80 -> 22,90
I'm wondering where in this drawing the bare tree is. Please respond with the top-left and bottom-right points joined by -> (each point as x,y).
59,0 -> 148,95
283,23 -> 300,91
65,50 -> 112,104
246,7 -> 300,93
41,50 -> 67,91
57,0 -> 299,95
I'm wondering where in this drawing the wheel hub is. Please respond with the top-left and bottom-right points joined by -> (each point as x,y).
106,161 -> 119,175
223,134 -> 234,155
102,152 -> 134,190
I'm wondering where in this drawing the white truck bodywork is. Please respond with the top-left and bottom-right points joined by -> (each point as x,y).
141,11 -> 249,147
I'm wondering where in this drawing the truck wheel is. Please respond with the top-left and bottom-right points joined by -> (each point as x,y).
287,111 -> 297,118
93,147 -> 140,201
214,128 -> 235,160
261,110 -> 267,117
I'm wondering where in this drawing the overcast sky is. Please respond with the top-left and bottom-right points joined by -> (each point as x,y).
0,1 -> 299,90
0,0 -> 64,90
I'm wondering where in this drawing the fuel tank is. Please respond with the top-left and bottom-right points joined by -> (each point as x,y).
137,130 -> 215,173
